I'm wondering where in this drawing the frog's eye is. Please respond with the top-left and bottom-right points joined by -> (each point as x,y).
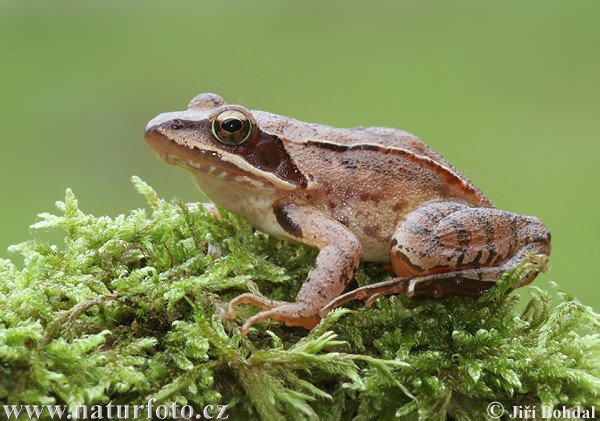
211,110 -> 252,146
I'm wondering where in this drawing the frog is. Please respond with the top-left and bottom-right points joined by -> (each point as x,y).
145,93 -> 551,335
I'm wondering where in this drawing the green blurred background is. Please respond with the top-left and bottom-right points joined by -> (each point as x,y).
1,1 -> 599,309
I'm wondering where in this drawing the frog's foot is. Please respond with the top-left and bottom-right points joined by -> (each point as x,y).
228,294 -> 320,335
319,278 -> 410,317
319,271 -> 493,317
320,248 -> 547,317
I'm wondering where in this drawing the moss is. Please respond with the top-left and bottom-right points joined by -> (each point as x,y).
0,177 -> 598,420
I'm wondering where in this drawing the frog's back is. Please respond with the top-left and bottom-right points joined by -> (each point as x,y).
254,111 -> 437,156
253,110 -> 493,209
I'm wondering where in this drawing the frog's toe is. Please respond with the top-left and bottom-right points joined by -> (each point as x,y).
230,300 -> 321,335
227,293 -> 284,320
241,307 -> 321,335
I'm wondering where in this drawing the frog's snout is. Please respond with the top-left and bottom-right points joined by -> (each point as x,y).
144,112 -> 187,153
145,112 -> 174,135
145,93 -> 225,145
144,118 -> 168,151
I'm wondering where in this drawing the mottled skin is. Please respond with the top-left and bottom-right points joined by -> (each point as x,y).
145,93 -> 551,334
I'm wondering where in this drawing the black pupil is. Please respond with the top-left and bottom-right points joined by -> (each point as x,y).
221,118 -> 243,133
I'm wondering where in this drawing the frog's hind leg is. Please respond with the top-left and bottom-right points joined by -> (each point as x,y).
391,201 -> 550,278
321,201 -> 551,315
320,247 -> 542,316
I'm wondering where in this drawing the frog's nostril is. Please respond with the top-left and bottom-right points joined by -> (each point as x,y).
170,119 -> 183,130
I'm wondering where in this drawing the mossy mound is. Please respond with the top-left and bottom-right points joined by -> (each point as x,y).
1,177 -> 598,420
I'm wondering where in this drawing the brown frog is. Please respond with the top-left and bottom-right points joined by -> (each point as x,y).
145,93 -> 551,334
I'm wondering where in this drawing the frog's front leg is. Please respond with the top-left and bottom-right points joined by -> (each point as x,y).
228,203 -> 362,334
321,201 -> 551,314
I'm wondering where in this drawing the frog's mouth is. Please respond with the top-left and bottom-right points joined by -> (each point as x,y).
145,124 -> 295,191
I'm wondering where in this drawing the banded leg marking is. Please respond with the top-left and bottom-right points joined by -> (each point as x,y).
391,202 -> 550,277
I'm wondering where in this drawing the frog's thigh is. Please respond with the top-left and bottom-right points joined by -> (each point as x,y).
391,201 -> 550,278
228,203 -> 362,334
